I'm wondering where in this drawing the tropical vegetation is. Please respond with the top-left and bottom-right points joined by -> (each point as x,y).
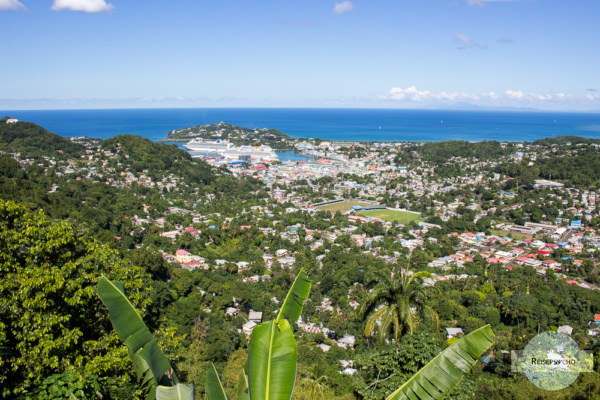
2,120 -> 600,399
97,272 -> 493,400
360,268 -> 439,343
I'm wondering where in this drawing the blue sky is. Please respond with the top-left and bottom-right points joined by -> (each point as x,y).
1,0 -> 599,110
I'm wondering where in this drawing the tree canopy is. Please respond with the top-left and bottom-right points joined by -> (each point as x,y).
0,120 -> 84,158
0,199 -> 151,398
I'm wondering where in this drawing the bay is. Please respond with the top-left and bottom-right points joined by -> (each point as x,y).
2,108 -> 600,143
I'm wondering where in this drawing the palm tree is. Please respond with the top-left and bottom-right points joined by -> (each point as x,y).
99,273 -> 493,400
360,268 -> 439,343
498,291 -> 532,329
293,365 -> 332,400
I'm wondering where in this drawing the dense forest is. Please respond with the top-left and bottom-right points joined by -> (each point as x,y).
0,117 -> 84,157
532,136 -> 600,146
536,147 -> 600,188
102,135 -> 216,185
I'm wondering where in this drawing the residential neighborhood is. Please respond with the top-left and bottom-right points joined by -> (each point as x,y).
2,118 -> 600,399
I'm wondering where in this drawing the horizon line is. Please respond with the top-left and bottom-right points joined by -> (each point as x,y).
3,105 -> 600,114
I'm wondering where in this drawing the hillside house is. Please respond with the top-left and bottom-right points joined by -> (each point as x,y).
175,249 -> 192,263
445,327 -> 464,339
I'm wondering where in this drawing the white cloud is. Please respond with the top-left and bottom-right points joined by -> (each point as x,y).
380,85 -> 600,109
0,0 -> 25,10
386,86 -> 481,102
453,33 -> 488,50
387,86 -> 431,101
52,0 -> 113,13
453,33 -> 473,47
467,0 -> 534,7
504,89 -> 525,99
585,94 -> 600,101
334,1 -> 354,14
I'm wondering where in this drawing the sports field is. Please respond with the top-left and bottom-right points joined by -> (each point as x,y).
358,209 -> 421,223
316,200 -> 374,213
489,229 -> 533,241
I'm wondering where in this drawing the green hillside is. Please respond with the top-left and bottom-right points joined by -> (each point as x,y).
102,134 -> 216,185
0,118 -> 84,158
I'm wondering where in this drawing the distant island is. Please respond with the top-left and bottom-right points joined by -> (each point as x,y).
164,121 -> 292,149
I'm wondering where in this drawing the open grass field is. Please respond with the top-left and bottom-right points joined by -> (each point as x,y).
316,200 -> 374,213
489,229 -> 534,241
358,209 -> 422,223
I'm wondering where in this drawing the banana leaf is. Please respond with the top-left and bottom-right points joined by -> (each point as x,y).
276,268 -> 311,323
206,363 -> 229,400
247,319 -> 297,400
97,276 -> 176,399
386,324 -> 494,400
156,383 -> 195,400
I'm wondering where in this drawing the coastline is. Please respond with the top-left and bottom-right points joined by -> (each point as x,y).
2,108 -> 600,144
157,138 -> 190,142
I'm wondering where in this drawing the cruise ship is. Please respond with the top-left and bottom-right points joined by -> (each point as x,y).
184,138 -> 279,162
183,138 -> 231,152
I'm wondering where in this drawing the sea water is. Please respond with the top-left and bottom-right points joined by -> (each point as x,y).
3,108 -> 600,143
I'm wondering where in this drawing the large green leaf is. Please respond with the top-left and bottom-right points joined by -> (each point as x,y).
156,383 -> 195,400
206,363 -> 229,400
97,276 -> 176,399
276,268 -> 311,323
248,320 -> 297,400
386,324 -> 494,400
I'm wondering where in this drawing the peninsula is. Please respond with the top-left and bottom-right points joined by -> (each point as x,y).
165,121 -> 291,149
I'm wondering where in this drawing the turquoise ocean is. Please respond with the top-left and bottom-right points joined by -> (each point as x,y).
2,108 -> 600,143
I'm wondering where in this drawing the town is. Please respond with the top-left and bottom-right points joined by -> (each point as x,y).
2,118 -> 600,399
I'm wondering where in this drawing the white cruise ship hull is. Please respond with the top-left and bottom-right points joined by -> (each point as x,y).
184,139 -> 278,161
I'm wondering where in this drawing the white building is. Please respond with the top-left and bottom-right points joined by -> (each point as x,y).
445,327 -> 464,339
242,321 -> 257,336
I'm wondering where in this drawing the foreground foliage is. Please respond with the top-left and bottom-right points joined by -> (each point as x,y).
0,199 -> 151,398
98,276 -> 192,399
98,270 -> 494,400
385,324 -> 494,400
98,269 -> 311,400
